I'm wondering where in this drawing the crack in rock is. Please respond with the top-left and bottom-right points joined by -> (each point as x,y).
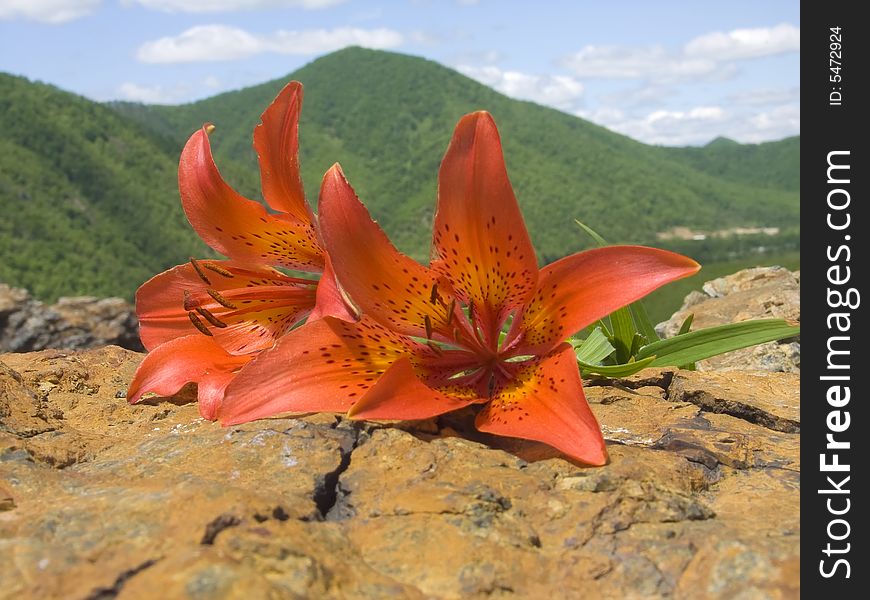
83,559 -> 159,600
587,371 -> 675,399
312,422 -> 363,522
653,434 -> 721,471
668,389 -> 799,434
200,513 -> 241,545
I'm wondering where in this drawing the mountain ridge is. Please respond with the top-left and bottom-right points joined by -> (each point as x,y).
1,47 -> 799,302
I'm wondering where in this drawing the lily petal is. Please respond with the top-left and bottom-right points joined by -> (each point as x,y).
519,246 -> 700,355
433,111 -> 538,333
136,260 -> 316,354
309,253 -> 359,323
319,165 -> 452,338
254,81 -> 312,223
127,334 -> 252,420
475,343 -> 607,466
347,357 -> 478,420
179,125 -> 324,271
220,316 -> 415,425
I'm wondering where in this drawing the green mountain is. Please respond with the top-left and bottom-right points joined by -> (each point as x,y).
2,47 -> 799,303
0,73 -> 211,300
663,135 -> 800,192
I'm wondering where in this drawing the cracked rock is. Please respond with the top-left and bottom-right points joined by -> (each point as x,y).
0,346 -> 799,599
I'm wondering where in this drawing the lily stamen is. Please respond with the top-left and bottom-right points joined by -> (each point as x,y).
207,288 -> 238,309
204,263 -> 235,278
196,307 -> 229,328
445,299 -> 456,326
189,257 -> 211,285
187,311 -> 214,336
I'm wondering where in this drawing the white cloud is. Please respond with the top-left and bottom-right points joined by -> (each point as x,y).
561,24 -> 798,83
685,23 -> 800,61
117,82 -> 179,104
137,24 -> 404,63
648,106 -> 725,124
560,45 -> 721,82
0,0 -> 100,23
729,86 -> 800,106
138,25 -> 261,62
457,65 -> 584,110
127,0 -> 344,12
746,103 -> 800,142
578,102 -> 799,146
117,75 -> 225,103
599,83 -> 674,110
578,105 -> 724,145
202,75 -> 222,89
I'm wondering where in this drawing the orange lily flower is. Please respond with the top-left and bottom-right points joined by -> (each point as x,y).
127,82 -> 350,419
219,112 -> 699,465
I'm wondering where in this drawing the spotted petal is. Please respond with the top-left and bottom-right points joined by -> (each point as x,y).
319,165 -> 455,338
136,260 -> 316,354
254,81 -> 312,223
347,357 -> 479,421
517,246 -> 700,355
432,112 -> 538,339
127,334 -> 252,420
179,125 -> 324,271
309,253 -> 359,323
475,343 -> 607,466
220,316 -> 416,425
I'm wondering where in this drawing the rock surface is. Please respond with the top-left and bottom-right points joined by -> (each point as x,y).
0,347 -> 800,599
656,267 -> 800,372
0,283 -> 141,353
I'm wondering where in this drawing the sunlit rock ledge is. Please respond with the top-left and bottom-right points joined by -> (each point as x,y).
0,268 -> 800,598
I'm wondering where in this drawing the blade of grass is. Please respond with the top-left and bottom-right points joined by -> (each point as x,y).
579,355 -> 657,378
609,308 -> 636,364
630,301 -> 660,342
636,319 -> 800,367
574,327 -> 616,364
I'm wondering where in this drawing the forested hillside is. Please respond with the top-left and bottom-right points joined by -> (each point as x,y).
2,47 -> 799,302
0,74 -> 211,300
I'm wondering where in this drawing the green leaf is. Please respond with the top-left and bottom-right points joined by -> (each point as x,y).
636,319 -> 800,367
575,219 -> 609,246
579,355 -> 658,378
630,301 -> 660,342
630,332 -> 646,357
678,313 -> 694,335
575,220 -> 652,358
595,319 -> 612,338
608,308 -> 636,363
574,327 -> 616,364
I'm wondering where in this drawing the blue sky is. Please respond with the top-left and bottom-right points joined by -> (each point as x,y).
0,0 -> 800,145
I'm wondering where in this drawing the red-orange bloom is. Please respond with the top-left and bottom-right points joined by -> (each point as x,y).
219,112 -> 699,465
127,82 -> 350,419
